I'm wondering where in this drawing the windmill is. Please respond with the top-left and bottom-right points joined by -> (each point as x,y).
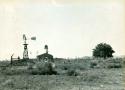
23,34 -> 36,60
23,34 -> 29,60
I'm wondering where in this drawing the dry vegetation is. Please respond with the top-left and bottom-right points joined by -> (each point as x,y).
0,57 -> 125,90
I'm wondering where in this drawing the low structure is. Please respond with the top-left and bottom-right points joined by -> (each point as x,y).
37,45 -> 54,62
37,53 -> 54,62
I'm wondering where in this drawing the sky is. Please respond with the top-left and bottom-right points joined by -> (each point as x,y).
0,0 -> 125,60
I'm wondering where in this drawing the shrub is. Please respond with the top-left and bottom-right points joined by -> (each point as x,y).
107,63 -> 122,68
104,58 -> 123,68
27,64 -> 33,70
66,69 -> 79,76
90,60 -> 98,68
29,69 -> 41,75
29,61 -> 57,75
0,66 -> 7,72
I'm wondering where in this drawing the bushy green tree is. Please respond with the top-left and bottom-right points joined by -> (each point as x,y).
93,43 -> 115,58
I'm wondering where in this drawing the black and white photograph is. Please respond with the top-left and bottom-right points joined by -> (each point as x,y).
0,0 -> 125,90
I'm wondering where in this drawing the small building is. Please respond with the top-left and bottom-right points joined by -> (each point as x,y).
37,45 -> 54,62
37,53 -> 53,62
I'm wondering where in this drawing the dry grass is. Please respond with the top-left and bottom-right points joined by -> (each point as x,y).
0,68 -> 124,90
0,57 -> 124,90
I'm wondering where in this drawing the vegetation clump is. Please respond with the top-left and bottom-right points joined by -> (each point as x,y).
93,43 -> 115,58
29,61 -> 57,75
66,69 -> 79,76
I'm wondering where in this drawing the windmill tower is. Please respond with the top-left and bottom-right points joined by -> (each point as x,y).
23,34 -> 29,60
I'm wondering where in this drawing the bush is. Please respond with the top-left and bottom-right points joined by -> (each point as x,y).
66,69 -> 79,76
104,58 -> 123,68
90,62 -> 97,68
29,61 -> 57,75
27,64 -> 33,70
107,63 -> 122,68
89,58 -> 123,69
90,60 -> 99,68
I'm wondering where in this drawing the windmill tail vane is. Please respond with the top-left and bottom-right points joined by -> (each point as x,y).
31,37 -> 36,40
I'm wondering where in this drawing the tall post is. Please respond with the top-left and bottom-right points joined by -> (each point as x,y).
10,54 -> 14,65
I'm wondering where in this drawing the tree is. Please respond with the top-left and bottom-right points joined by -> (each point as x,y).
93,43 -> 115,58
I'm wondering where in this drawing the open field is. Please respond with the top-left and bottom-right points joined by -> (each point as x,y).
0,69 -> 124,90
0,58 -> 125,90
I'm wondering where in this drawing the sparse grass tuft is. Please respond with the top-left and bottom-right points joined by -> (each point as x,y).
83,73 -> 100,82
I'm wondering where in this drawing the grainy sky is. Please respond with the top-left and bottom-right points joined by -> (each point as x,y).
0,0 -> 125,60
